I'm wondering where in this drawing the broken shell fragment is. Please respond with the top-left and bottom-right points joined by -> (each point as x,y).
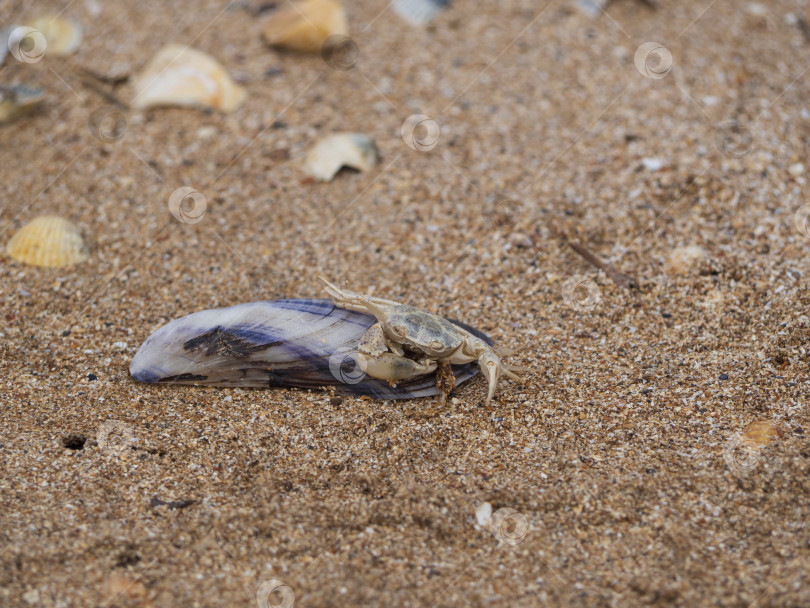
132,44 -> 246,113
29,16 -> 83,55
393,0 -> 450,26
740,420 -> 784,447
304,133 -> 379,181
0,85 -> 44,124
574,0 -> 609,17
6,215 -> 89,268
261,0 -> 348,54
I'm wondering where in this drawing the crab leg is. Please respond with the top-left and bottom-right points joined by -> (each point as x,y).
449,333 -> 524,405
318,275 -> 403,312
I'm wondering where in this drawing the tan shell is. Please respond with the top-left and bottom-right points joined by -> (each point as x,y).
7,215 -> 89,268
261,0 -> 348,54
303,133 -> 379,181
740,420 -> 784,448
132,44 -> 246,113
29,16 -> 82,55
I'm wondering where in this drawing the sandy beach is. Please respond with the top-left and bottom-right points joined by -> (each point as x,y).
1,0 -> 808,605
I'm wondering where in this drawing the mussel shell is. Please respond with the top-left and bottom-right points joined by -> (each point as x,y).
130,298 -> 490,399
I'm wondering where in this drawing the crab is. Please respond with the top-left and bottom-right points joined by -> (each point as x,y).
319,276 -> 522,404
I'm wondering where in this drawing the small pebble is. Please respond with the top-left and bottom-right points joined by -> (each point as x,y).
718,373 -> 729,380
789,163 -> 804,177
475,502 -> 493,527
87,373 -> 98,381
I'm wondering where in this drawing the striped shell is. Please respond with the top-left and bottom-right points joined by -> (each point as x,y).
130,299 -> 489,399
6,215 -> 89,268
132,44 -> 246,113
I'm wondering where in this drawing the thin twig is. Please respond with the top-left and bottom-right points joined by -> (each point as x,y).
553,230 -> 638,289
76,68 -> 130,110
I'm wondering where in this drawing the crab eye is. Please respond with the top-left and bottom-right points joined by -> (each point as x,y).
392,325 -> 407,337
430,340 -> 444,350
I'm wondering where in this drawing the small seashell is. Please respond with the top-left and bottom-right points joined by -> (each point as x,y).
130,299 -> 490,399
392,0 -> 450,26
303,133 -> 379,181
132,44 -> 246,113
0,84 -> 44,124
740,420 -> 783,447
668,245 -> 706,274
6,215 -> 89,268
29,16 -> 83,55
261,0 -> 348,54
574,0 -> 609,17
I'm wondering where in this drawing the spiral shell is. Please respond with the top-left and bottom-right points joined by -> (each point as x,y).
6,215 -> 89,268
132,44 -> 246,113
261,0 -> 348,54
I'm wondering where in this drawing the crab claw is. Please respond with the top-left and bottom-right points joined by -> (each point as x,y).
478,350 -> 524,405
478,351 -> 502,405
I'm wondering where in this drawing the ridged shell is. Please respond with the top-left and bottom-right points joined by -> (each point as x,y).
261,0 -> 348,54
303,133 -> 379,181
132,44 -> 246,113
29,17 -> 82,55
130,299 -> 490,400
6,215 -> 89,268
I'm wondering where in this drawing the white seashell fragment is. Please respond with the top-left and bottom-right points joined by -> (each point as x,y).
132,44 -> 246,113
392,0 -> 450,26
574,0 -> 609,17
303,133 -> 379,182
29,16 -> 82,55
